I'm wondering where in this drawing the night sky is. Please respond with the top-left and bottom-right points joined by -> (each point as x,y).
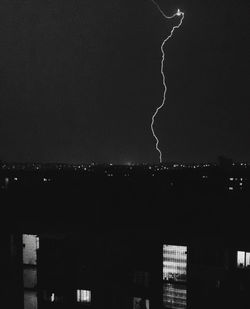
0,0 -> 249,164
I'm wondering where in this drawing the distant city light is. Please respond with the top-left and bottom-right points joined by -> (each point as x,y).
125,162 -> 132,166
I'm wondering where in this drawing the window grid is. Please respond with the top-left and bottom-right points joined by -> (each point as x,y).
237,251 -> 250,268
77,289 -> 91,303
163,245 -> 187,309
163,245 -> 187,282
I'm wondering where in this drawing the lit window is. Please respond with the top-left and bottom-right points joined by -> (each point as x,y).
23,268 -> 37,288
133,297 -> 150,309
237,251 -> 250,268
163,245 -> 187,282
23,235 -> 39,265
48,292 -> 63,303
163,283 -> 187,309
163,245 -> 187,308
77,290 -> 91,303
42,291 -> 62,303
24,291 -> 37,309
36,237 -> 39,250
246,253 -> 250,267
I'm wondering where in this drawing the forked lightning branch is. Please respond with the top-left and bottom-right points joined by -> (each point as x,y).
150,1 -> 184,163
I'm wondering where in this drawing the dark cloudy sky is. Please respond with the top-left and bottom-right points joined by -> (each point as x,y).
0,0 -> 249,164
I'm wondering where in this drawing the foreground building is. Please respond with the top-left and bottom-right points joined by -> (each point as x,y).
4,229 -> 250,309
2,163 -> 250,308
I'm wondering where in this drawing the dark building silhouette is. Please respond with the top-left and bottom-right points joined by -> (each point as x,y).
2,162 -> 250,308
4,230 -> 250,309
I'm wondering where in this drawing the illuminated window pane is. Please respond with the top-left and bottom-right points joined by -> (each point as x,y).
163,283 -> 187,309
24,291 -> 37,309
77,289 -> 80,302
77,289 -> 91,303
133,297 -> 150,309
246,253 -> 250,268
49,293 -> 63,303
36,237 -> 39,250
163,245 -> 187,282
237,251 -> 245,268
42,291 -> 62,303
23,235 -> 39,265
23,268 -> 37,288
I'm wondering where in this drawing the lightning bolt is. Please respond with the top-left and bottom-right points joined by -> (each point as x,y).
150,1 -> 184,163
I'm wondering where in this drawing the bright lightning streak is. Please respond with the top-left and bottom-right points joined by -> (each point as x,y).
150,1 -> 184,163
